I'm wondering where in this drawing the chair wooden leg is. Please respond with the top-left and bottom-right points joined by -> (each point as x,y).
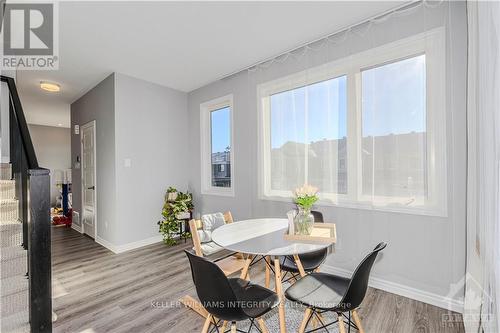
180,295 -> 209,318
311,312 -> 326,329
292,254 -> 307,277
201,314 -> 212,333
299,308 -> 312,333
240,255 -> 252,280
230,322 -> 237,333
265,256 -> 271,288
220,321 -> 227,333
311,315 -> 319,329
338,314 -> 346,333
274,258 -> 287,333
257,317 -> 269,333
352,310 -> 365,333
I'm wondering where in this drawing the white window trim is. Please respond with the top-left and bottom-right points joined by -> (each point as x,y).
258,27 -> 447,217
200,94 -> 235,197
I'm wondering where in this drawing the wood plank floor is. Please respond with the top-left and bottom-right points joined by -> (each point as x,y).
52,227 -> 465,333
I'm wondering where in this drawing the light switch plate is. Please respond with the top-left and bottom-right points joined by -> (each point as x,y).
74,125 -> 79,134
124,158 -> 132,168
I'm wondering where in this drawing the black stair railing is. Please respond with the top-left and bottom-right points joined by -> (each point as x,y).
1,75 -> 52,332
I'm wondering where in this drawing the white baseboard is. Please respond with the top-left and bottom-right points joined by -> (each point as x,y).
322,264 -> 464,314
95,236 -> 117,253
71,223 -> 83,233
96,235 -> 163,254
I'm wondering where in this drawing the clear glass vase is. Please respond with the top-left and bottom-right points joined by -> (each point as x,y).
294,207 -> 314,235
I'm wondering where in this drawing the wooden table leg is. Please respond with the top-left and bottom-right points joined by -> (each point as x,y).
274,258 -> 287,333
265,256 -> 271,288
352,310 -> 365,333
240,255 -> 253,280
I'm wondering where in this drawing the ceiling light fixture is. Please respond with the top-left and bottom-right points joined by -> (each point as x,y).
40,81 -> 61,92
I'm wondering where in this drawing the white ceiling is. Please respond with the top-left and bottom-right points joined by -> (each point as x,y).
17,1 -> 406,128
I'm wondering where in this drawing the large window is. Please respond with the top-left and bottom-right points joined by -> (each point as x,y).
201,95 -> 234,196
269,76 -> 347,194
259,29 -> 446,215
361,55 -> 427,204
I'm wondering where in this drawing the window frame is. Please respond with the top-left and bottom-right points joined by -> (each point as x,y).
258,28 -> 447,216
200,94 -> 235,197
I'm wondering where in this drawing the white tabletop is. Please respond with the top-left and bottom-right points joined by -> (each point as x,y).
211,218 -> 333,256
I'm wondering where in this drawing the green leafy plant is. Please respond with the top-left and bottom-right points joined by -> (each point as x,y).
158,187 -> 194,246
294,184 -> 319,210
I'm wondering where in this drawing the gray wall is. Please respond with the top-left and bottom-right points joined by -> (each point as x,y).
71,73 -> 189,246
114,73 -> 188,245
71,74 -> 117,242
0,81 -> 9,163
187,3 -> 467,304
0,71 -> 16,163
29,124 -> 71,206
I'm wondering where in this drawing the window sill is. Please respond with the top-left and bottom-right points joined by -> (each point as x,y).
201,187 -> 235,197
259,193 -> 447,218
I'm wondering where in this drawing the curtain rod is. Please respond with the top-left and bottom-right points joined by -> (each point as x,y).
218,0 -> 421,81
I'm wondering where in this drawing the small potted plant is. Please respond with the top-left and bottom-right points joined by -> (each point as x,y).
293,184 -> 319,235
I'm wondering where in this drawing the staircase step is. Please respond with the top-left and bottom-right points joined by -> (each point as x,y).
1,275 -> 29,297
0,245 -> 26,261
0,163 -> 12,181
0,199 -> 19,221
0,180 -> 16,200
0,275 -> 29,317
1,249 -> 27,279
0,310 -> 29,333
0,220 -> 23,248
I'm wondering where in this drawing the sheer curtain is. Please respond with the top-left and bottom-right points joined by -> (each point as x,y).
465,1 -> 500,332
251,1 -> 451,214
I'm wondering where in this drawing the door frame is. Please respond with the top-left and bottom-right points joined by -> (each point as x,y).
80,120 -> 97,239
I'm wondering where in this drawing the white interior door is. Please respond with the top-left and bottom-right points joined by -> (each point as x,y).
81,121 -> 96,238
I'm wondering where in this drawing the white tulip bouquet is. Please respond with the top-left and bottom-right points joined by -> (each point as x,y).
294,184 -> 319,210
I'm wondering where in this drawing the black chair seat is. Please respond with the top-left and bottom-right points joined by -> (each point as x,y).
286,243 -> 387,333
285,272 -> 350,310
280,249 -> 328,273
229,278 -> 280,318
185,250 -> 279,326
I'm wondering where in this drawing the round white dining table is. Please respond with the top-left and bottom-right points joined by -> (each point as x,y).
212,218 -> 335,333
211,218 -> 331,256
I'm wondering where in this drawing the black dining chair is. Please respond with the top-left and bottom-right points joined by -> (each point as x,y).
285,242 -> 387,333
280,210 -> 329,282
185,250 -> 280,333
